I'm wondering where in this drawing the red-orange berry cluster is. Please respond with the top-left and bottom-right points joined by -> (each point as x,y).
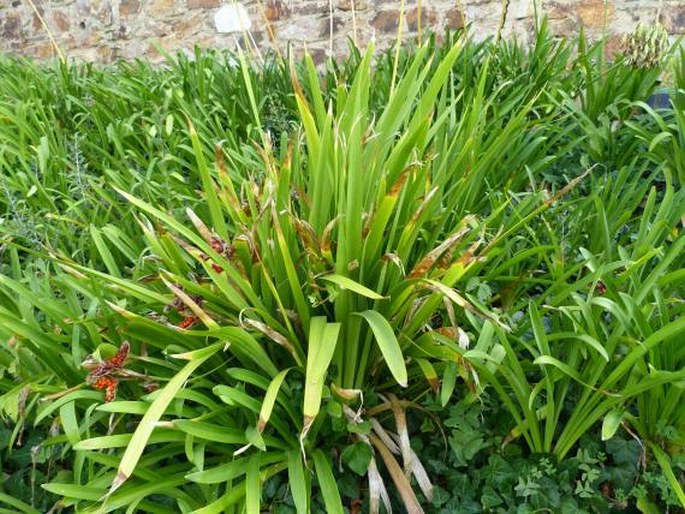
92,376 -> 119,402
203,235 -> 235,273
177,315 -> 199,330
86,342 -> 130,402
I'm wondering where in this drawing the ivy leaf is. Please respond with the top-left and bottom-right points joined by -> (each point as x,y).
430,485 -> 450,507
449,428 -> 489,467
341,442 -> 373,476
347,420 -> 372,435
532,476 -> 561,508
605,438 -> 640,466
484,455 -> 517,487
476,282 -> 492,303
326,401 -> 342,418
480,485 -> 503,509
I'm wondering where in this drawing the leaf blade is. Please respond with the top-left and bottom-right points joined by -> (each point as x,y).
355,310 -> 407,387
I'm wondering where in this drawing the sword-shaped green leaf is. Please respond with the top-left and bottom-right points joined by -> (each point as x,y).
354,310 -> 407,387
303,317 -> 341,430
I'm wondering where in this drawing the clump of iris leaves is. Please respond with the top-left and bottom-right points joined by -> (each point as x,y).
0,20 -> 684,514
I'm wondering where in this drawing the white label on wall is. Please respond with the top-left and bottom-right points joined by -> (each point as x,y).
214,3 -> 252,33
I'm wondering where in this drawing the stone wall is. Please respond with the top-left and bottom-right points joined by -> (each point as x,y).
0,0 -> 684,63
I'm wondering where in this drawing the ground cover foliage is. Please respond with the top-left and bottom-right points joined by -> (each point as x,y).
0,22 -> 684,513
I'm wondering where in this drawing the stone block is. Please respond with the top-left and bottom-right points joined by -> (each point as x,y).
69,46 -> 100,61
120,0 -> 141,16
660,7 -> 685,34
372,7 -> 437,34
309,47 -> 328,65
547,17 -> 578,38
445,8 -> 466,30
53,10 -> 70,32
27,41 -> 57,59
277,15 -> 321,41
114,24 -> 128,39
338,0 -> 370,11
292,2 -> 328,16
1,12 -> 22,40
146,0 -> 175,15
264,0 -> 292,22
406,7 -> 437,32
319,15 -> 344,38
371,9 -> 398,33
31,5 -> 45,30
97,45 -> 115,62
95,3 -> 115,26
188,0 -> 220,9
177,12 -> 210,35
71,0 -> 114,26
577,0 -> 614,28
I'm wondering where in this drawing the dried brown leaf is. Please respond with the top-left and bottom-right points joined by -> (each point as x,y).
368,457 -> 392,514
369,434 -> 424,514
408,218 -> 474,278
388,394 -> 412,478
241,316 -> 296,356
